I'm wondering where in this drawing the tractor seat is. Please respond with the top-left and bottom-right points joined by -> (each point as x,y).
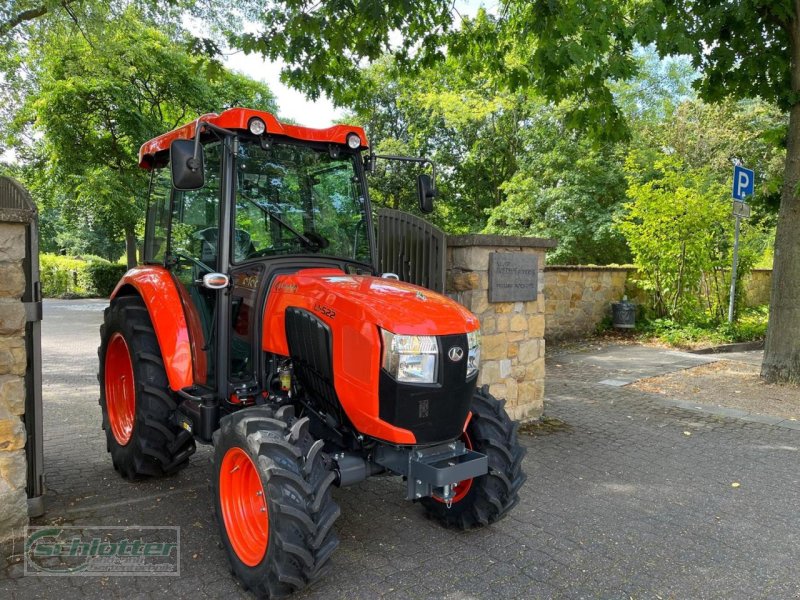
195,227 -> 256,267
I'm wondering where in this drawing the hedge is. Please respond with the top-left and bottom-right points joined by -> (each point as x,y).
39,254 -> 128,298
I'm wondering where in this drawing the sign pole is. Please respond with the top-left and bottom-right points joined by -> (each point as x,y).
729,163 -> 753,324
728,214 -> 741,323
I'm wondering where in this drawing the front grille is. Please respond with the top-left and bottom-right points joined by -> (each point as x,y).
378,333 -> 476,444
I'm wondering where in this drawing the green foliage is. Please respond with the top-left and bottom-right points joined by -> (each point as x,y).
39,254 -> 126,298
345,54 -> 530,234
636,1 -> 793,111
230,0 -> 457,103
4,5 -> 276,264
618,153 -> 769,320
84,261 -> 128,297
484,107 -> 630,264
39,254 -> 88,298
638,305 -> 769,347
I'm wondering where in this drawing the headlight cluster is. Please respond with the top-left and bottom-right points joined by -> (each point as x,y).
380,328 -> 482,383
466,329 -> 481,379
381,330 -> 438,383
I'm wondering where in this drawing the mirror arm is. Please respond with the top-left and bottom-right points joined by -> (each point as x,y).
189,121 -> 204,171
189,119 -> 236,170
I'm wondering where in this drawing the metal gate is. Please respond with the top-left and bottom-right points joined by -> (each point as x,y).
0,177 -> 44,517
377,208 -> 446,293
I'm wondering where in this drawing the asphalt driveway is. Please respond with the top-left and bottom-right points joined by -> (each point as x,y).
1,300 -> 799,599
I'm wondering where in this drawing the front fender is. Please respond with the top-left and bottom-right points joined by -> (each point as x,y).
111,266 -> 193,391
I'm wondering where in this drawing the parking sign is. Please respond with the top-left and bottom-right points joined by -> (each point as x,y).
732,165 -> 754,200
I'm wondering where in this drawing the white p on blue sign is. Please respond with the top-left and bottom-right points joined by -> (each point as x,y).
732,165 -> 754,200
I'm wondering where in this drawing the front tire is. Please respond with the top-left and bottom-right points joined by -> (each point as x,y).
212,406 -> 340,599
98,295 -> 196,479
421,385 -> 526,529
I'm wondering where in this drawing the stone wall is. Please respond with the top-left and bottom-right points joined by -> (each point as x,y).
0,222 -> 28,541
446,234 -> 556,422
545,265 -> 774,340
544,266 -> 634,340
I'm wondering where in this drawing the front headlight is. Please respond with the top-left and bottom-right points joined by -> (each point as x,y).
466,329 -> 481,379
381,330 -> 439,384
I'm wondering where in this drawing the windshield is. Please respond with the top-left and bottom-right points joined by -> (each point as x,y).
234,141 -> 371,264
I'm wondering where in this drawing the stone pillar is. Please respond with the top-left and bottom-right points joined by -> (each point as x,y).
0,222 -> 28,541
446,234 -> 556,421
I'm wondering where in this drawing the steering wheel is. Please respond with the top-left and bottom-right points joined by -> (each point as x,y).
247,231 -> 330,259
303,231 -> 329,250
247,240 -> 305,259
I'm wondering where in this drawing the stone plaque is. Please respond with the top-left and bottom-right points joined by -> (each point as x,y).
489,253 -> 538,303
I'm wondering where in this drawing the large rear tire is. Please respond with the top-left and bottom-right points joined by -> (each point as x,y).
98,295 -> 195,479
212,406 -> 340,599
420,385 -> 526,529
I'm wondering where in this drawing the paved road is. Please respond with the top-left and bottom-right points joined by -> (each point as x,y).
2,300 -> 799,598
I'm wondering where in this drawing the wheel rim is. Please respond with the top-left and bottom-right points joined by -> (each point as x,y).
436,431 -> 474,505
219,447 -> 269,567
105,332 -> 136,446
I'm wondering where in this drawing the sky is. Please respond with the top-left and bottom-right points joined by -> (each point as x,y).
222,0 -> 491,128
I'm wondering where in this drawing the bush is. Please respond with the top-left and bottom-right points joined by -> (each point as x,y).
40,254 -> 89,298
84,261 -> 128,297
637,305 -> 769,348
39,253 -> 127,298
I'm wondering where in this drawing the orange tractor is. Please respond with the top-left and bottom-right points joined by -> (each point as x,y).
98,108 -> 525,597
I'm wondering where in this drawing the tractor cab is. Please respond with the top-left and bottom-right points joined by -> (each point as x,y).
138,108 -> 433,407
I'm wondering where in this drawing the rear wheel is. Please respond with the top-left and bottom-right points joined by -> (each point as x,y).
421,385 -> 526,529
98,295 -> 196,479
212,406 -> 340,599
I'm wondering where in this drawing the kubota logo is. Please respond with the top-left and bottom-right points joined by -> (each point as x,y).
448,346 -> 464,362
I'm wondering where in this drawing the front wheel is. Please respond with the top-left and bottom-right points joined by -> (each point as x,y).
212,406 -> 340,599
420,385 -> 527,529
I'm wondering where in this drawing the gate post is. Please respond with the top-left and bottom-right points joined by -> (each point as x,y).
0,220 -> 29,541
446,234 -> 556,421
0,177 -> 42,542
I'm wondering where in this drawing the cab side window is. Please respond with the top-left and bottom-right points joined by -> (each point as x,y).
143,168 -> 171,264
171,142 -> 223,272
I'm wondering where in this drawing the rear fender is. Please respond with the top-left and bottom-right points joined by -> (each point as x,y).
111,266 -> 193,391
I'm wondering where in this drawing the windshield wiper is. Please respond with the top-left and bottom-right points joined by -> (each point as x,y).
241,196 -> 317,250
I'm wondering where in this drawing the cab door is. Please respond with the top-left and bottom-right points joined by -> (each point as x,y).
167,142 -> 223,389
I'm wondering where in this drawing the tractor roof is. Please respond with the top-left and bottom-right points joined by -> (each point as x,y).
138,107 -> 369,169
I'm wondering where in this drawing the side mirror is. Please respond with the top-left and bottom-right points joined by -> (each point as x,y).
417,173 -> 436,214
170,139 -> 205,191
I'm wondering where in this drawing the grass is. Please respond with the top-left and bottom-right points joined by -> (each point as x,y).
597,305 -> 769,349
638,306 -> 769,348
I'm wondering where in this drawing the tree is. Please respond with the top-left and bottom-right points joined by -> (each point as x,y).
483,107 -> 630,264
346,54 -> 529,233
619,154 -> 766,320
631,1 -> 797,381
6,6 -> 276,265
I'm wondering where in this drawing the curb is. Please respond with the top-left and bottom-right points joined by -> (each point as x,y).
655,396 -> 800,431
689,340 -> 764,355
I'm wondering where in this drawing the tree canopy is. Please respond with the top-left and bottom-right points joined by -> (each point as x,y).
2,4 -> 276,264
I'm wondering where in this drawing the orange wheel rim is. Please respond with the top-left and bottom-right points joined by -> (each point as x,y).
436,431 -> 474,505
219,447 -> 268,566
105,332 -> 136,446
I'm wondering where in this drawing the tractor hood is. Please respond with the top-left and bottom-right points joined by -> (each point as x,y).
269,268 -> 479,337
